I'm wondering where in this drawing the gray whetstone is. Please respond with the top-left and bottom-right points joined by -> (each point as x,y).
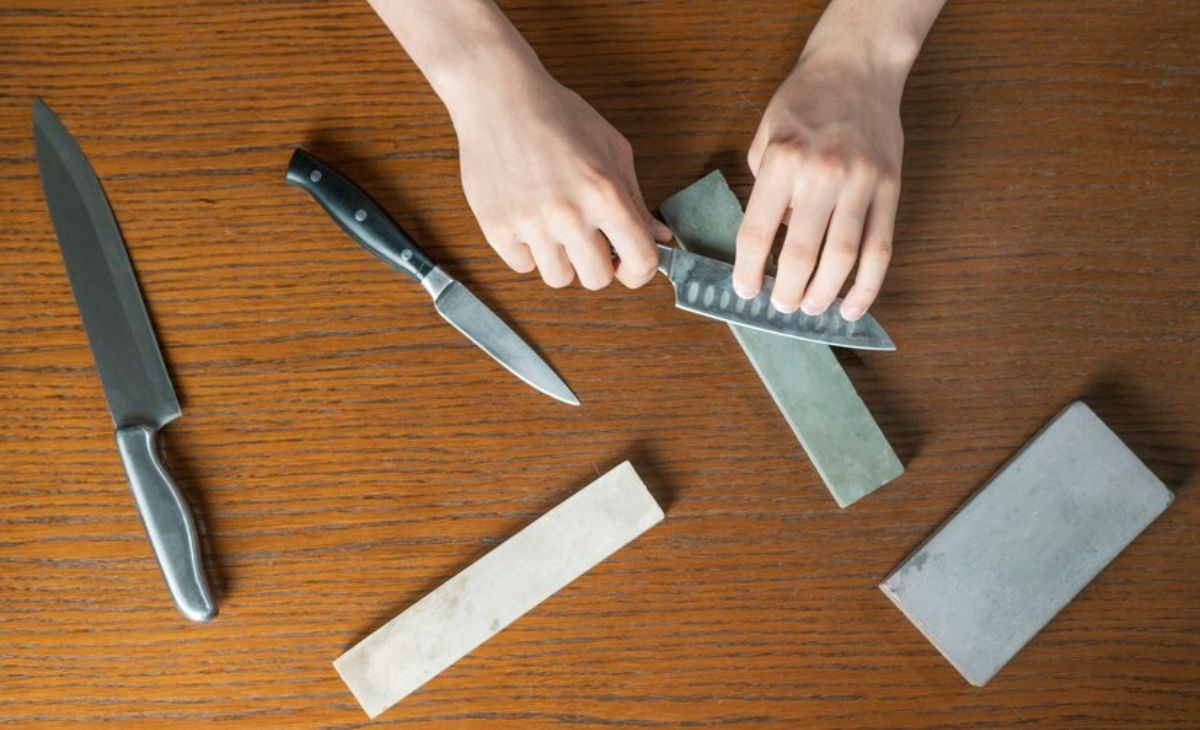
334,461 -> 664,718
880,401 -> 1174,686
659,170 -> 902,507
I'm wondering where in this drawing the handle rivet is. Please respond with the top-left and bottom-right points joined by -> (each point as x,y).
355,209 -> 367,222
309,169 -> 322,183
401,250 -> 413,261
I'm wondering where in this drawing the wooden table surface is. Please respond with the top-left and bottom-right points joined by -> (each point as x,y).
2,1 -> 1197,727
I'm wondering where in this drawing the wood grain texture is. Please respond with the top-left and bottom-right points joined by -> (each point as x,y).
0,1 -> 1196,727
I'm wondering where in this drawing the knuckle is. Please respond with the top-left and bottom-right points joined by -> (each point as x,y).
586,174 -> 623,204
544,197 -> 581,222
737,223 -> 775,250
767,139 -> 808,167
813,149 -> 851,180
826,237 -> 859,257
778,242 -> 818,266
869,237 -> 894,261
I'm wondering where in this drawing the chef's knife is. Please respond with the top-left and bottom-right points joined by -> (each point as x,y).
653,244 -> 896,351
285,149 -> 579,406
33,97 -> 216,623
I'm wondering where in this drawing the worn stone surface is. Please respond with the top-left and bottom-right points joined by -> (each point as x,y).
880,401 -> 1174,686
659,170 -> 903,507
333,461 -> 664,718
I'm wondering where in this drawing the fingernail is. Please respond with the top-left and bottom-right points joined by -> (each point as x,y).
841,304 -> 864,321
800,299 -> 825,316
733,281 -> 757,299
772,300 -> 798,314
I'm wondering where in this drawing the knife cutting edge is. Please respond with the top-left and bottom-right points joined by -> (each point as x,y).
654,245 -> 896,352
284,149 -> 579,407
33,97 -> 216,622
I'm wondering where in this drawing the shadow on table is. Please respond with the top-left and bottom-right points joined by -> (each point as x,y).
1081,372 -> 1196,492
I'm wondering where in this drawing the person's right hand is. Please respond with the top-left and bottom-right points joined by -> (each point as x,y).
450,72 -> 671,290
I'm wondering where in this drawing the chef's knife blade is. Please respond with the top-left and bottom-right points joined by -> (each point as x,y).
655,244 -> 896,351
33,97 -> 216,623
285,149 -> 579,407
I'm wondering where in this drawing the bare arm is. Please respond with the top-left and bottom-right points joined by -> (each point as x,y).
367,0 -> 669,290
735,0 -> 947,320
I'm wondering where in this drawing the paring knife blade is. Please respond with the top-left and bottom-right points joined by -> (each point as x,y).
284,149 -> 579,406
655,244 -> 896,351
33,97 -> 216,622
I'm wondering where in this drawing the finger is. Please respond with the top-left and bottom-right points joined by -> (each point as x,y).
840,183 -> 899,321
799,178 -> 873,316
634,197 -> 672,242
488,236 -> 536,274
564,229 -> 615,291
529,240 -> 575,289
747,123 -> 769,175
596,192 -> 659,289
768,178 -> 838,313
615,147 -> 673,242
734,158 -> 793,298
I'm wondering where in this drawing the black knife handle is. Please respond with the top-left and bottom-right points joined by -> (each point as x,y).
285,148 -> 435,283
115,424 -> 216,623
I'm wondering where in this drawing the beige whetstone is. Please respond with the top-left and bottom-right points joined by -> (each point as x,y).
333,461 -> 664,718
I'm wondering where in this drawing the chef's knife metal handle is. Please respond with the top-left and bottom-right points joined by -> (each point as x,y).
115,424 -> 216,623
285,148 -> 435,283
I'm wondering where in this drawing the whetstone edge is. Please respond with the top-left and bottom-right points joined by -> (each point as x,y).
658,170 -> 903,507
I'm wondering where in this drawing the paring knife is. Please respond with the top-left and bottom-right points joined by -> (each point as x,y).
33,98 -> 216,623
284,149 -> 579,406
653,245 -> 895,351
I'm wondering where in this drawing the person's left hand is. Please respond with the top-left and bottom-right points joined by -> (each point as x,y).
734,53 -> 905,322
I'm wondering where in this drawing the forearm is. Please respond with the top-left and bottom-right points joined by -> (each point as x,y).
801,0 -> 946,87
366,0 -> 549,123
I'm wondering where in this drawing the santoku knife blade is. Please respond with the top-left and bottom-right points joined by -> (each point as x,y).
33,97 -> 216,623
655,244 -> 895,351
285,149 -> 579,407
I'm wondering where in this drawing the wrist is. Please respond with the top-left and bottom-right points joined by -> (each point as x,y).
798,0 -> 943,90
427,37 -> 551,117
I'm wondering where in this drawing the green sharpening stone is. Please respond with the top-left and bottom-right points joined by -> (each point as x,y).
659,170 -> 903,507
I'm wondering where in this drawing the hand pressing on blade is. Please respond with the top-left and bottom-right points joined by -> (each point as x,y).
734,0 -> 946,321
366,0 -> 670,291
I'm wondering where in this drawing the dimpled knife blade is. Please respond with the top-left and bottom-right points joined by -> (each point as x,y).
655,244 -> 895,351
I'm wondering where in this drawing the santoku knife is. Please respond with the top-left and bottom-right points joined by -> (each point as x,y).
654,245 -> 895,351
33,97 -> 216,623
285,149 -> 579,406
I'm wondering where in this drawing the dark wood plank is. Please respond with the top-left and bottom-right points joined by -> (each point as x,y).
0,0 -> 1196,726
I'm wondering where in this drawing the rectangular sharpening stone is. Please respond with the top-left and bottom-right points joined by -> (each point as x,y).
880,401 -> 1174,686
333,461 -> 664,718
659,170 -> 903,507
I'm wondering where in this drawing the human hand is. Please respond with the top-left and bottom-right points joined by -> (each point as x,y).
734,54 -> 905,321
451,72 -> 671,290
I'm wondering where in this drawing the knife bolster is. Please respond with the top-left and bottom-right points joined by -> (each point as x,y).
420,266 -> 453,300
